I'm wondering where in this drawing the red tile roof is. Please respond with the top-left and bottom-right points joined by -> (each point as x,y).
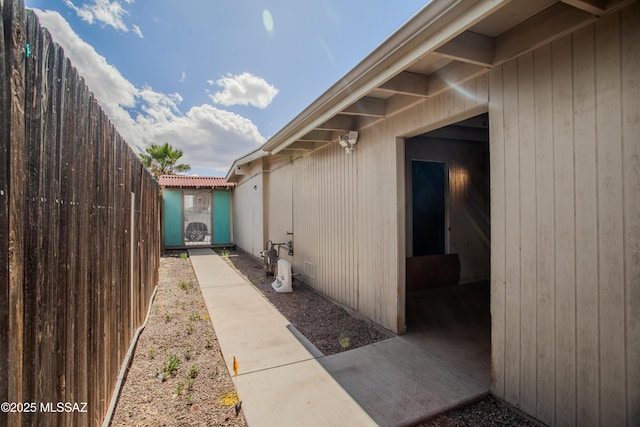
158,175 -> 235,188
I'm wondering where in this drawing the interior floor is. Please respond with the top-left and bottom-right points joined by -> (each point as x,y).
404,281 -> 491,385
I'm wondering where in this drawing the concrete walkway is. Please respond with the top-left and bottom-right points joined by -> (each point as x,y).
188,248 -> 377,427
189,248 -> 488,426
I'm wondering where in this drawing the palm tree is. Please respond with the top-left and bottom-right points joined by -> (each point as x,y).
139,142 -> 191,179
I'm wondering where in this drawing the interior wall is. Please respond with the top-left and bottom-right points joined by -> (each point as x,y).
489,6 -> 640,425
405,135 -> 490,284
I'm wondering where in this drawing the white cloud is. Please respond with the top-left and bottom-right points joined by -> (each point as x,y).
135,104 -> 265,174
209,72 -> 279,109
179,71 -> 186,83
34,9 -> 265,173
65,0 -> 128,31
132,24 -> 143,38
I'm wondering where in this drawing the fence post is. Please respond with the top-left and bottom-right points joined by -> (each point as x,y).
0,1 -> 10,425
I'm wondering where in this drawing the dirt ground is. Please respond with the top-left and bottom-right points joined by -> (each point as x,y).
110,249 -> 537,426
110,255 -> 247,427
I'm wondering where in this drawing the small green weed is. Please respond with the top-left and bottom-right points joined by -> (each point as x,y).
180,252 -> 188,260
163,354 -> 180,378
187,364 -> 199,379
186,321 -> 194,335
176,381 -> 185,395
189,311 -> 201,321
339,333 -> 350,349
179,280 -> 194,293
148,347 -> 157,359
184,344 -> 192,361
164,313 -> 172,323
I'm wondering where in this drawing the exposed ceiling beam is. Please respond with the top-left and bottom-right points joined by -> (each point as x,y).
316,115 -> 355,131
426,61 -> 488,97
385,94 -> 425,116
342,97 -> 387,117
605,0 -> 639,13
379,71 -> 429,97
287,141 -> 318,150
298,130 -> 334,142
561,0 -> 607,15
494,2 -> 597,64
280,141 -> 333,154
354,116 -> 383,130
433,30 -> 494,67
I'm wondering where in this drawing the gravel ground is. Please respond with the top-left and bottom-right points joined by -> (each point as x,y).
111,250 -> 539,426
110,255 -> 247,426
417,395 -> 540,426
220,248 -> 389,355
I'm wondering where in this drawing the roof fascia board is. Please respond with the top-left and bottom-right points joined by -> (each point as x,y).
266,0 -> 510,155
225,148 -> 267,181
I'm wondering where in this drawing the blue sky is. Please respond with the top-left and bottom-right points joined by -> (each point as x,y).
25,0 -> 428,176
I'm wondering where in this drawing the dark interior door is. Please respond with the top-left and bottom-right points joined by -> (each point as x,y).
412,160 -> 445,256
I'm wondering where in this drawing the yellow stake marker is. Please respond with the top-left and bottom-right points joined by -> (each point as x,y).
232,356 -> 242,416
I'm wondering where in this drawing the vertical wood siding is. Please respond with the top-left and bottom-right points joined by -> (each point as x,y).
288,75 -> 489,332
265,164 -> 294,264
292,142 -> 358,310
489,5 -> 640,425
232,172 -> 264,256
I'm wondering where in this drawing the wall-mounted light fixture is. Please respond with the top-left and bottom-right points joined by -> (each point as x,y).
338,131 -> 358,153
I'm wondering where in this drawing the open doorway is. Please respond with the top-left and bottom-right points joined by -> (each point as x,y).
404,112 -> 491,385
412,161 -> 446,256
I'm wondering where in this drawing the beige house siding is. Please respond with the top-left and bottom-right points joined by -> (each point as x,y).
284,74 -> 490,333
265,161 -> 294,265
232,170 -> 264,257
227,2 -> 640,425
489,7 -> 640,426
292,143 -> 359,310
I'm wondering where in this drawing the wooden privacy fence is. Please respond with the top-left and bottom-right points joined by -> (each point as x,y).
1,1 -> 161,425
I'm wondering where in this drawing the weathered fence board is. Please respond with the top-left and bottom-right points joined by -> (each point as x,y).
0,2 -> 9,427
6,4 -> 28,427
1,1 -> 161,425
